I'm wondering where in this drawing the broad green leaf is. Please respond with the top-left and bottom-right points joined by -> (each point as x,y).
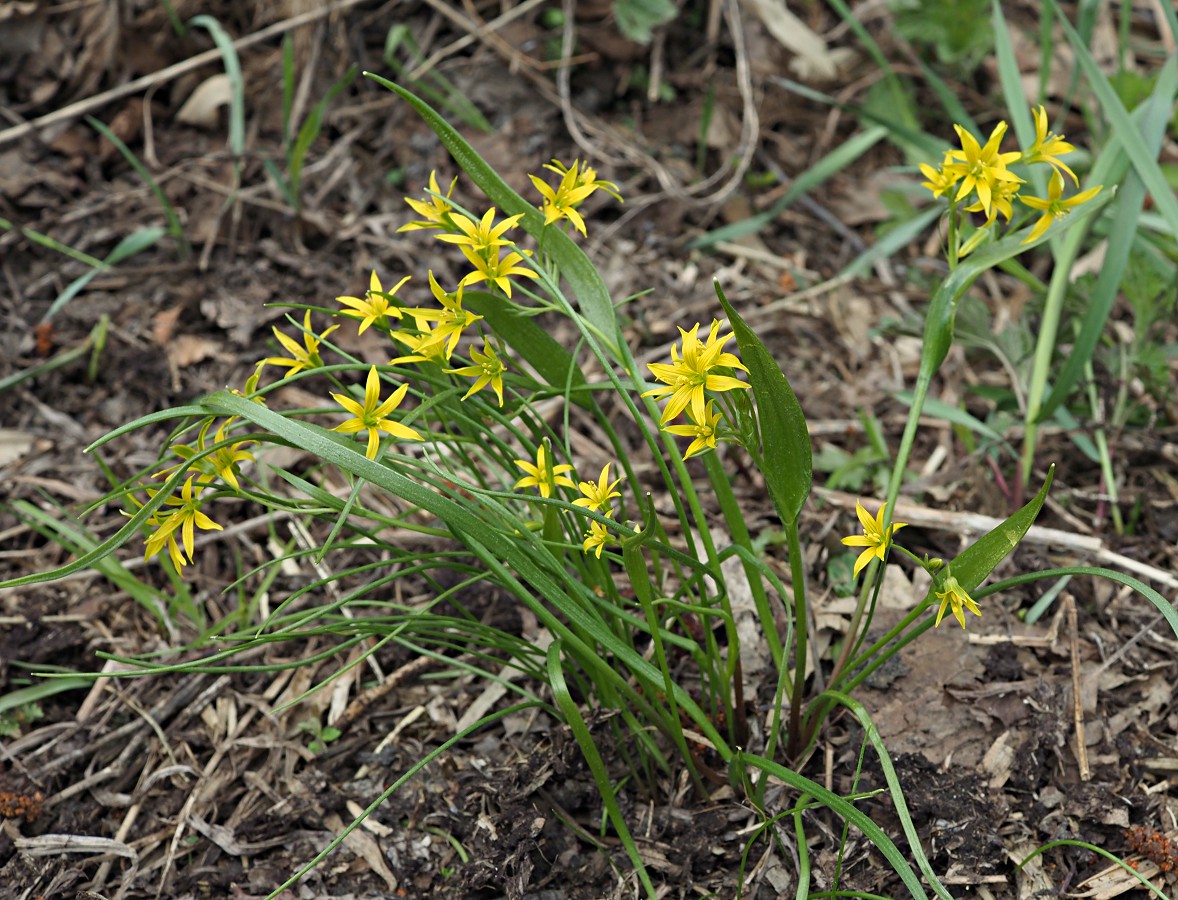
943,464 -> 1054,593
714,282 -> 811,523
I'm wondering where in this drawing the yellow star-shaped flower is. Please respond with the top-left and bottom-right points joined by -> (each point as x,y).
330,366 -> 423,460
840,500 -> 907,577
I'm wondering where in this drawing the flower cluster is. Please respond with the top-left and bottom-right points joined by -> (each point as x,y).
132,160 -> 626,567
642,320 -> 751,458
513,445 -> 624,558
840,500 -> 982,629
920,106 -> 1101,252
131,418 -> 255,569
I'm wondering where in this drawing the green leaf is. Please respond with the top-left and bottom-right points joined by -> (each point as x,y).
942,465 -> 1054,594
547,641 -> 657,896
714,282 -> 811,523
612,0 -> 676,44
188,15 -> 245,157
1046,0 -> 1178,236
1035,52 -> 1178,422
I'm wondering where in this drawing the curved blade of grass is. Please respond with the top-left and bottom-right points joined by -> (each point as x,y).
714,281 -> 811,524
288,66 -> 359,207
1016,839 -> 1172,899
818,692 -> 953,898
189,15 -> 245,158
737,750 -> 941,899
266,702 -> 537,900
768,77 -> 946,159
363,74 -> 619,355
1,677 -> 94,715
43,227 -> 166,323
1046,0 -> 1178,234
87,116 -> 189,259
841,204 -> 943,278
1035,53 -> 1178,422
0,441 -> 208,589
690,126 -> 887,249
547,641 -> 656,897
10,500 -> 172,623
978,565 -> 1178,639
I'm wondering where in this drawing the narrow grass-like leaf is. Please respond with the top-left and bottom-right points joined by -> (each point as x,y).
1,677 -> 94,715
1035,53 -> 1178,422
1016,839 -> 1172,899
769,78 -> 945,159
690,126 -> 887,248
189,15 -> 245,158
11,500 -> 177,622
714,281 -> 811,523
0,219 -> 102,268
87,117 -> 189,259
267,703 -> 536,900
288,66 -> 358,208
990,2 -> 1037,165
841,205 -> 943,278
1046,0 -> 1178,234
548,641 -> 656,897
363,74 -> 619,354
819,692 -> 954,898
979,566 -> 1178,639
737,751 -> 937,899
43,227 -> 166,322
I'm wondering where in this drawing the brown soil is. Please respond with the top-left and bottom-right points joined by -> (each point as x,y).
2,2 -> 1177,899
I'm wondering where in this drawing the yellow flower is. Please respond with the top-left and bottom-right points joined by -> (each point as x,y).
513,444 -> 575,499
445,341 -> 507,406
947,120 -> 1024,219
840,500 -> 908,577
399,171 -> 459,232
919,152 -> 963,198
1020,170 -> 1102,244
142,475 -> 223,569
160,419 -> 255,493
529,159 -> 622,237
965,175 -> 1020,227
399,272 -> 483,358
262,309 -> 339,378
582,519 -> 611,558
573,463 -> 623,514
458,246 -> 538,298
643,320 -> 750,424
331,366 -> 423,460
1022,106 -> 1078,185
933,574 -> 982,629
435,208 -> 525,254
545,159 -> 622,201
389,321 -> 450,365
665,399 -> 723,458
230,363 -> 268,406
336,271 -> 407,335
